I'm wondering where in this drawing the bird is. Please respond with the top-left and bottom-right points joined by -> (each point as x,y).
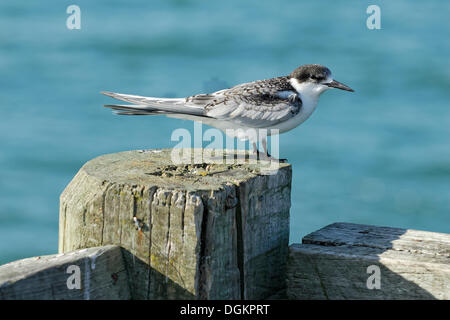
102,64 -> 354,160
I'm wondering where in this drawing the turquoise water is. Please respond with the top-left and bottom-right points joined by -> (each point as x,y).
1,1 -> 449,264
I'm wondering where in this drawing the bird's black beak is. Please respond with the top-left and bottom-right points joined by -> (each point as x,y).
326,80 -> 354,92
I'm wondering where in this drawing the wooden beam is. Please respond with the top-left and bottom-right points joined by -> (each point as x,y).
0,245 -> 130,300
287,222 -> 450,300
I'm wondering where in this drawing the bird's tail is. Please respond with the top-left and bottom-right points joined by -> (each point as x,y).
101,91 -> 205,116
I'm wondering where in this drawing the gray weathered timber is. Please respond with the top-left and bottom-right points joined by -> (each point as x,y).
287,222 -> 450,300
0,245 -> 130,300
239,168 -> 291,299
59,149 -> 291,299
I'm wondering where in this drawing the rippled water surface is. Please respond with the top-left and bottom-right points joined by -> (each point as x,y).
0,1 -> 449,264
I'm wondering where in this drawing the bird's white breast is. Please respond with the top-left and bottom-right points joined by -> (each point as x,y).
267,78 -> 325,133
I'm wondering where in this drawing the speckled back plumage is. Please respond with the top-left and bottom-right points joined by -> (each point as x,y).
198,76 -> 302,127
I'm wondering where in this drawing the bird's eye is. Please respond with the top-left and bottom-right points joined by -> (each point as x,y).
311,74 -> 326,81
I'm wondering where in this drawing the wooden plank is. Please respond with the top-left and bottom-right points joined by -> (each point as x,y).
0,245 -> 130,300
287,222 -> 450,300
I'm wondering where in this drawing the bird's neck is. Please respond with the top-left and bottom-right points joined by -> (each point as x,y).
289,78 -> 328,106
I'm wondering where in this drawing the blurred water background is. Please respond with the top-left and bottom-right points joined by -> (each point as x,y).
0,0 -> 449,264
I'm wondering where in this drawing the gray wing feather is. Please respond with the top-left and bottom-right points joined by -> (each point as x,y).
204,77 -> 301,128
101,91 -> 204,115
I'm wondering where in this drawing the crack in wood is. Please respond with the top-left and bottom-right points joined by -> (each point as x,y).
235,185 -> 245,299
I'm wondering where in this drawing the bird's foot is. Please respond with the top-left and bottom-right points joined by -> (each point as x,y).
252,141 -> 286,162
254,151 -> 287,163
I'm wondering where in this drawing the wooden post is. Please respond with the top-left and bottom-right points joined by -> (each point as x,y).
286,222 -> 450,300
59,149 -> 292,299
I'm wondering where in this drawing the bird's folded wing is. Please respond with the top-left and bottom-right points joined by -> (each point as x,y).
205,97 -> 301,128
102,77 -> 302,127
204,77 -> 302,128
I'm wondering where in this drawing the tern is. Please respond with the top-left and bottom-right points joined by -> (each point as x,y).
102,64 -> 354,159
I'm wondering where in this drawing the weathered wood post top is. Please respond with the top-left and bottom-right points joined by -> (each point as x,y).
59,149 -> 292,299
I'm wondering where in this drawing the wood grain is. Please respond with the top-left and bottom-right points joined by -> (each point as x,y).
287,222 -> 450,300
0,245 -> 130,300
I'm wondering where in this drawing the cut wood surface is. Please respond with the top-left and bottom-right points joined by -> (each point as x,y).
0,245 -> 129,300
287,222 -> 450,300
59,149 -> 291,299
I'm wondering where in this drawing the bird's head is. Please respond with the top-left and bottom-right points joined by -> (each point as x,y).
289,64 -> 354,98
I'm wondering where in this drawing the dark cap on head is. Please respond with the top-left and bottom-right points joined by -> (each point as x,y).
289,64 -> 331,83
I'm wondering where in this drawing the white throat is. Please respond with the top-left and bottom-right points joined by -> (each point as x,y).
289,77 -> 330,104
272,77 -> 332,133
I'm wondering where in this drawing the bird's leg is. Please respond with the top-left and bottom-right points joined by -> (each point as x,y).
252,142 -> 258,155
252,139 -> 287,162
262,137 -> 270,158
252,141 -> 266,160
252,138 -> 272,160
261,137 -> 287,162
